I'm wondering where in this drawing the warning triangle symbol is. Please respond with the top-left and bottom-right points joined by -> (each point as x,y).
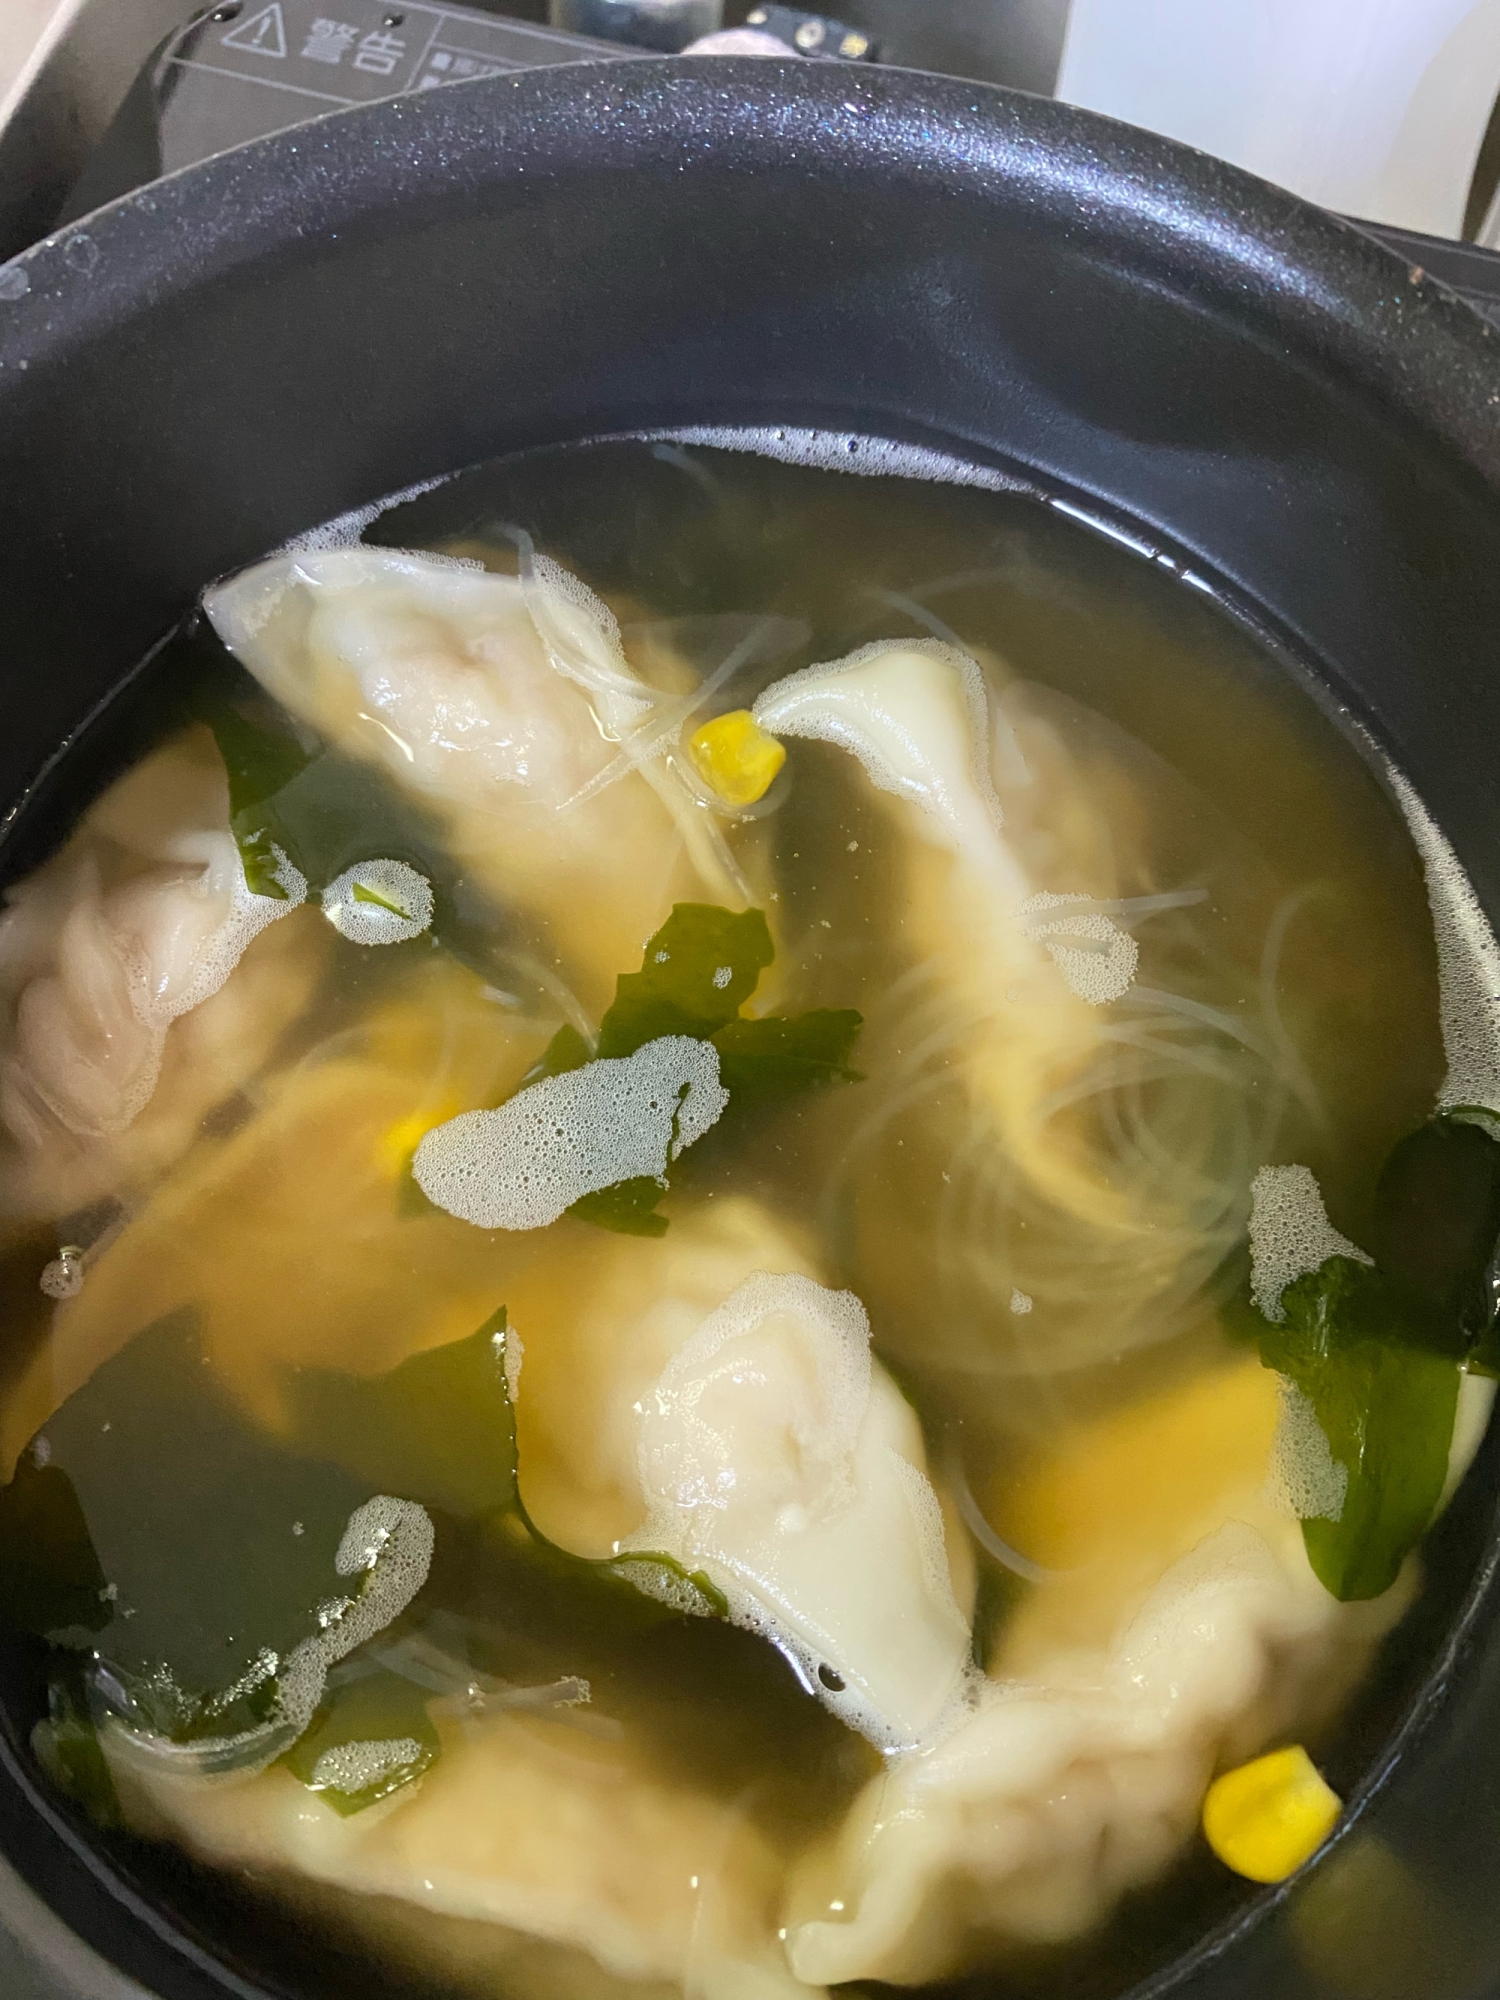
221,2 -> 288,57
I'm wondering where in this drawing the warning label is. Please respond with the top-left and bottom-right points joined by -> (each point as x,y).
168,0 -> 631,136
157,0 -> 636,172
220,4 -> 289,57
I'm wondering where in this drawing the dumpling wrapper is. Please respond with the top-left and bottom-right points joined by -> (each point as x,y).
0,955 -> 544,1472
782,1516 -> 1391,1983
779,1354 -> 1424,1984
752,642 -> 1277,1382
621,1273 -> 974,1753
205,548 -> 759,1010
0,727 -> 323,1224
107,1702 -> 820,2000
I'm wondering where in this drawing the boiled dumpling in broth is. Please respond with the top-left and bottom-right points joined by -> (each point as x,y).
206,548 -> 760,1009
622,1273 -> 974,1752
0,954 -> 543,1471
779,1341 -> 1438,1985
753,641 -> 1285,1383
0,726 -> 322,1223
510,1201 -> 830,1562
783,1517 -> 1389,1984
109,1699 -> 814,2000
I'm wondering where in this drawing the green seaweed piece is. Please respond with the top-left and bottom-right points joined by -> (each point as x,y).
606,1552 -> 728,1619
596,904 -> 774,1057
236,824 -> 295,901
34,1668 -> 120,1829
568,1176 -> 671,1238
352,879 -> 412,919
209,715 -> 463,939
209,703 -> 315,900
13,1308 -> 385,1741
1372,1111 -> 1500,1353
281,1667 -> 441,1815
521,906 -> 862,1237
210,703 -> 313,822
16,1296 -> 727,1817
1261,1257 -> 1461,1602
0,1456 -> 110,1639
711,1009 -> 864,1099
531,1022 -> 593,1082
286,1312 -> 517,1522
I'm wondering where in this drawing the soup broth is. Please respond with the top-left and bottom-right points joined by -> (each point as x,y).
0,438 -> 1492,2000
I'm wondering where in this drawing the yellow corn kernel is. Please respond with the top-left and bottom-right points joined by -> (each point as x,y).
1202,1745 -> 1341,1884
378,1106 -> 457,1178
688,709 -> 786,807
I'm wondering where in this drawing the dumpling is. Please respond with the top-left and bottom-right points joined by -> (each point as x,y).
622,1273 -> 974,1752
0,954 -> 546,1472
0,726 -> 322,1224
206,548 -> 761,1010
508,1200 -> 828,1561
107,1699 -> 818,2000
778,1354 -> 1412,1984
459,1195 -> 976,1667
0,956 -> 530,1468
781,1517 -> 1389,1984
753,643 -> 1285,1382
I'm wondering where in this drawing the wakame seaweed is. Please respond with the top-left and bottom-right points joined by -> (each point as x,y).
1239,1107 -> 1500,1602
207,697 -> 314,899
6,1304 -> 725,1823
281,1667 -> 442,1815
207,694 -> 508,964
1260,1258 -> 1461,1602
522,904 -> 863,1236
594,903 -> 775,1057
1372,1108 -> 1500,1362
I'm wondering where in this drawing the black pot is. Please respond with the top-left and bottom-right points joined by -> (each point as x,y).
2,54 -> 1500,2000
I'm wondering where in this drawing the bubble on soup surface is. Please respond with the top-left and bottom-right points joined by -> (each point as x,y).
321,859 -> 434,946
1389,769 -> 1500,1114
642,426 -> 1032,495
39,1247 -> 84,1300
1019,893 -> 1139,1006
413,1036 -> 728,1230
1267,1379 -> 1348,1524
309,1737 -> 427,1795
280,474 -> 453,556
502,1327 -> 524,1405
1248,1164 -> 1370,1321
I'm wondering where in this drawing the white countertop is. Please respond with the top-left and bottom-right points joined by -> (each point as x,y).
0,0 -> 77,116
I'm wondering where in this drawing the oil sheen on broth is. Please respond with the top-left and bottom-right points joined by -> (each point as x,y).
0,438 -> 1495,2000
